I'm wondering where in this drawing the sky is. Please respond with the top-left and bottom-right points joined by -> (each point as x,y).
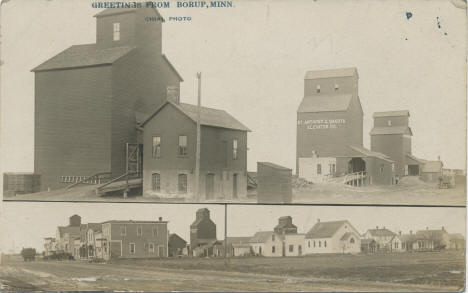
0,0 -> 466,185
0,203 -> 226,253
0,202 -> 464,253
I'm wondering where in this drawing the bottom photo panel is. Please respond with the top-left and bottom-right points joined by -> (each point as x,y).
0,202 -> 465,292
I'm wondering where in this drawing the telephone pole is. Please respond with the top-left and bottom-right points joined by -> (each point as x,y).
195,72 -> 202,201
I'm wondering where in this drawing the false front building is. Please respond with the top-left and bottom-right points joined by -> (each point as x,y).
297,68 -> 395,185
141,101 -> 250,200
31,6 -> 182,191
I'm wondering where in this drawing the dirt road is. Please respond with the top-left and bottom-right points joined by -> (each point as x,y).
0,255 -> 463,292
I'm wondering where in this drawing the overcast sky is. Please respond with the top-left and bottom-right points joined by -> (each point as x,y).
0,202 -> 464,253
0,0 -> 466,185
0,203 -> 226,253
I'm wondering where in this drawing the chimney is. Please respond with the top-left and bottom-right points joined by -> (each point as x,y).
159,217 -> 163,222
166,86 -> 180,104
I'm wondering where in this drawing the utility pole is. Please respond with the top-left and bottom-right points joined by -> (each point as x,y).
224,204 -> 228,266
195,72 -> 202,201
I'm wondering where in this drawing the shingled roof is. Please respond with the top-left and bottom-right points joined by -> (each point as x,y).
32,44 -> 135,72
348,145 -> 394,162
304,67 -> 358,79
370,126 -> 413,136
249,231 -> 282,243
141,101 -> 250,132
297,94 -> 352,113
305,220 -> 349,239
366,228 -> 396,237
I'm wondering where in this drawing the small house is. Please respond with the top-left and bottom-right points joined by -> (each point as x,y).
304,220 -> 361,254
168,233 -> 187,257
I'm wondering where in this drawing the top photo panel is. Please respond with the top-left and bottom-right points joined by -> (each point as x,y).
1,0 -> 466,206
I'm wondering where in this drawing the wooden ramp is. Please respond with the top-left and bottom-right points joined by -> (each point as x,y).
95,178 -> 142,196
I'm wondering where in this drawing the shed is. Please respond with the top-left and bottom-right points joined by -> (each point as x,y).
257,162 -> 292,203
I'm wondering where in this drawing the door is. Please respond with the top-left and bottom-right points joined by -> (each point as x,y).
158,246 -> 165,257
232,173 -> 238,198
206,174 -> 215,199
110,242 -> 121,259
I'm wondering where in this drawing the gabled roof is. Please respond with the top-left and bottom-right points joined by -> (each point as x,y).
305,220 -> 349,239
297,94 -> 352,113
399,234 -> 417,243
258,162 -> 292,171
162,54 -> 183,81
32,44 -> 135,72
373,110 -> 410,118
348,145 -> 394,162
141,101 -> 250,132
361,238 -> 376,245
304,67 -> 358,79
249,231 -> 282,243
422,161 -> 443,173
416,229 -> 448,240
226,237 -> 252,245
370,126 -> 413,136
340,232 -> 357,241
406,154 -> 426,165
365,228 -> 396,237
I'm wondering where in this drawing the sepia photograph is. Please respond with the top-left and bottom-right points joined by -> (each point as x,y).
0,203 -> 465,291
0,0 -> 466,205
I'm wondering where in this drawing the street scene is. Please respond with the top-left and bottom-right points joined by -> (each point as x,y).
0,203 -> 465,291
1,0 -> 466,205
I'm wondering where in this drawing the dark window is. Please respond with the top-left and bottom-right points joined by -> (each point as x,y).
178,136 -> 187,156
153,227 -> 158,237
137,226 -> 142,237
152,173 -> 160,191
316,85 -> 321,93
324,240 -> 327,247
120,226 -> 126,236
272,246 -> 275,253
129,243 -> 135,254
232,139 -> 238,160
152,137 -> 161,158
289,245 -> 294,252
178,174 -> 187,193
380,164 -> 384,174
313,241 -> 316,247
334,84 -> 339,90
319,241 -> 321,247
308,241 -> 310,248
350,238 -> 355,244
317,164 -> 322,175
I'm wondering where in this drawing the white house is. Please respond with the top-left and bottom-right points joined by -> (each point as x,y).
284,234 -> 305,256
304,220 -> 361,254
249,231 -> 284,257
362,227 -> 396,251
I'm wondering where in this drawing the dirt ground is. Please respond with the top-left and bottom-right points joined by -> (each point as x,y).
6,177 -> 465,206
0,251 -> 464,291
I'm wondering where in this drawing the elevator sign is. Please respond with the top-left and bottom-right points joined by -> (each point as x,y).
297,118 -> 346,130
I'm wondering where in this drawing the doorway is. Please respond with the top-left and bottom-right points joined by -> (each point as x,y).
205,173 -> 215,199
348,158 -> 366,173
232,173 -> 238,198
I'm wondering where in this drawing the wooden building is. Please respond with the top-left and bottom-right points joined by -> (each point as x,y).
304,220 -> 361,254
31,6 -> 182,191
141,101 -> 250,200
297,68 -> 395,185
100,218 -> 168,260
168,233 -> 188,257
257,162 -> 292,203
362,227 -> 397,251
190,208 -> 217,254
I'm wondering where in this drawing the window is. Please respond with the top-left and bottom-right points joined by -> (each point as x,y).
152,173 -> 161,192
329,163 -> 336,174
129,243 -> 135,254
120,225 -> 126,236
387,120 -> 392,126
313,241 -> 316,247
334,84 -> 339,90
152,137 -> 161,158
272,246 -> 276,253
272,234 -> 275,241
316,85 -> 321,93
178,136 -> 187,156
149,243 -> 155,253
153,227 -> 158,237
113,23 -> 120,41
232,139 -> 238,160
137,226 -> 142,237
317,164 -> 322,175
289,245 -> 294,252
308,241 -> 310,248
324,240 -> 327,247
394,242 -> 398,249
380,164 -> 384,175
178,174 -> 187,193
350,238 -> 355,244
319,241 -> 321,247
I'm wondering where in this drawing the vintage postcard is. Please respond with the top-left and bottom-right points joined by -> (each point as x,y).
0,203 -> 465,291
0,0 -> 466,205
